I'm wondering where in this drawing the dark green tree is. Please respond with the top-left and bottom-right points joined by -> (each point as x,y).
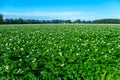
0,14 -> 3,24
18,18 -> 23,24
64,20 -> 72,24
93,19 -> 120,24
82,20 -> 86,23
4,19 -> 10,24
73,19 -> 81,23
52,19 -> 59,23
52,19 -> 64,24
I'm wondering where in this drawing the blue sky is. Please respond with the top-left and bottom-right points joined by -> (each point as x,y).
0,0 -> 120,20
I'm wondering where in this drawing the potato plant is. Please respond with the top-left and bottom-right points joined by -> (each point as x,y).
0,24 -> 120,80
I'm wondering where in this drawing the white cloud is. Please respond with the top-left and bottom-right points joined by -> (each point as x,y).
2,11 -> 96,20
2,11 -> 83,16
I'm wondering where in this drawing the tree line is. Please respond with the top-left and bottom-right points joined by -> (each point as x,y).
1,14 -> 120,24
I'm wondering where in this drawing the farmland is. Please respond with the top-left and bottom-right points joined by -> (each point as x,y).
0,24 -> 120,80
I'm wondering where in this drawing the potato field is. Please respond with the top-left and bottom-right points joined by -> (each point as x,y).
0,24 -> 120,80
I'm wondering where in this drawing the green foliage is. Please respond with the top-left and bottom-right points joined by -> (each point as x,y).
64,20 -> 72,24
2,18 -> 120,24
0,14 -> 3,24
73,19 -> 81,23
93,19 -> 120,24
0,24 -> 120,79
17,18 -> 24,24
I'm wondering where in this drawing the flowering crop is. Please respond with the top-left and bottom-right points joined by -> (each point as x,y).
0,24 -> 120,79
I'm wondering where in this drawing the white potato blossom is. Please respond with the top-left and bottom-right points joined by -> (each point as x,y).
26,55 -> 29,58
46,49 -> 49,52
61,63 -> 64,67
9,38 -> 12,41
13,47 -> 16,50
95,49 -> 98,52
48,41 -> 52,44
4,65 -> 9,70
92,59 -> 95,61
111,48 -> 114,50
19,59 -> 22,61
58,52 -> 62,56
107,43 -> 111,46
109,50 -> 112,53
118,45 -> 120,48
20,48 -> 24,51
7,47 -> 10,50
100,52 -> 104,54
5,43 -> 8,46
76,53 -> 79,56
18,40 -> 20,43
51,55 -> 54,57
105,54 -> 107,58
87,49 -> 90,51
32,58 -> 36,63
32,49 -> 34,52
17,69 -> 24,73
78,48 -> 80,50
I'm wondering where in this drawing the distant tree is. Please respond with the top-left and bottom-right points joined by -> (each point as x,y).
25,19 -> 32,24
60,20 -> 64,23
51,19 -> 63,24
88,21 -> 92,23
4,19 -> 10,24
93,19 -> 120,24
18,18 -> 23,24
64,20 -> 72,24
42,20 -> 46,24
81,20 -> 86,23
34,20 -> 39,24
14,19 -> 18,24
73,19 -> 81,23
85,20 -> 92,23
0,14 -> 3,24
52,20 -> 59,23
9,19 -> 14,24
4,18 -> 15,24
46,20 -> 51,24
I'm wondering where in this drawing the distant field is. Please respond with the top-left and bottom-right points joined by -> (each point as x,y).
0,24 -> 120,80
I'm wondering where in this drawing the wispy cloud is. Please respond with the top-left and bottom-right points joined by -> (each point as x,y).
2,11 -> 95,20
